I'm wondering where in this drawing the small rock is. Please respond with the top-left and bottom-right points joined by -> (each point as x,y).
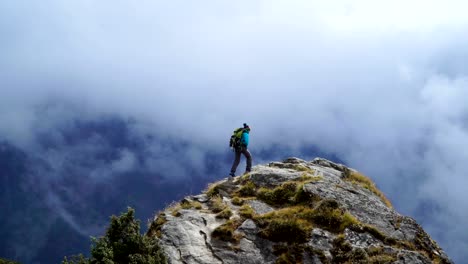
192,194 -> 209,203
248,200 -> 275,215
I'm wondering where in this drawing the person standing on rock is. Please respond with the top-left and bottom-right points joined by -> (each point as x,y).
229,123 -> 252,177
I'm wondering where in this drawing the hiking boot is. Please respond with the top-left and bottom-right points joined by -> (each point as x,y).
229,172 -> 235,177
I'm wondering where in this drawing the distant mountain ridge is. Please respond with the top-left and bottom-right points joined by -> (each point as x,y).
149,157 -> 453,264
0,117 -> 342,263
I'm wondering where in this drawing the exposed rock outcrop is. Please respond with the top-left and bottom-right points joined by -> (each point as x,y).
148,157 -> 452,264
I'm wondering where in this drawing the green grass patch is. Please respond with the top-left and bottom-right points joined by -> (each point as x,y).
292,164 -> 314,172
212,218 -> 244,242
257,182 -> 298,206
293,183 -> 321,205
254,199 -> 361,244
205,182 -> 222,197
231,197 -> 244,206
256,176 -> 322,207
273,244 -> 305,264
308,199 -> 360,233
330,235 -> 353,262
255,206 -> 315,243
239,204 -> 255,219
236,181 -> 257,197
237,173 -> 252,185
298,173 -> 322,182
180,200 -> 202,210
260,218 -> 312,243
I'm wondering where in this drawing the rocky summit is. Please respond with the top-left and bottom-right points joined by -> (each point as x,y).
147,157 -> 453,264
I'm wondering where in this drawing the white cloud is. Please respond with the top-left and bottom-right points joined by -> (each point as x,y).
111,149 -> 136,173
2,0 -> 468,261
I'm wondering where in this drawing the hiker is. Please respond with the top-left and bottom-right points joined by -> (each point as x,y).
229,123 -> 252,177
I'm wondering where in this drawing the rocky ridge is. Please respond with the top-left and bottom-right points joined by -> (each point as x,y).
148,157 -> 453,264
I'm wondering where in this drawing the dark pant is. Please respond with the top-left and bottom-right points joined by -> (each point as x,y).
230,147 -> 252,174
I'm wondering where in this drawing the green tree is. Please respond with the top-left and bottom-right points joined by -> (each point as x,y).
63,208 -> 166,264
0,258 -> 20,264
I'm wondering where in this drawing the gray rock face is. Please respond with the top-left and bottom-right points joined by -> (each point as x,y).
247,200 -> 274,215
159,210 -> 222,264
150,157 -> 453,264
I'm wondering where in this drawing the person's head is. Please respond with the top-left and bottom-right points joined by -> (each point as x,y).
243,123 -> 250,132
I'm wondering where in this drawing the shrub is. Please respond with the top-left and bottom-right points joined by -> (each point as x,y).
63,207 -> 167,264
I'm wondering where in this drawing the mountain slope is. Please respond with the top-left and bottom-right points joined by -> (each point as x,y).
148,157 -> 452,264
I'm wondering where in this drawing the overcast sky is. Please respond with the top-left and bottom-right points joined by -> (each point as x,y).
1,0 -> 468,262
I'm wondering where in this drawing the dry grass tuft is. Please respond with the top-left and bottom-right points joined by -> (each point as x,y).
231,197 -> 244,206
212,218 -> 244,242
236,181 -> 257,197
205,182 -> 222,197
257,182 -> 298,206
209,195 -> 227,213
147,213 -> 167,238
346,171 -> 393,208
239,204 -> 255,219
180,200 -> 203,210
216,208 -> 233,219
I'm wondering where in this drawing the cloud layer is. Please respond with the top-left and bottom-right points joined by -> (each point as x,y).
2,1 -> 468,262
